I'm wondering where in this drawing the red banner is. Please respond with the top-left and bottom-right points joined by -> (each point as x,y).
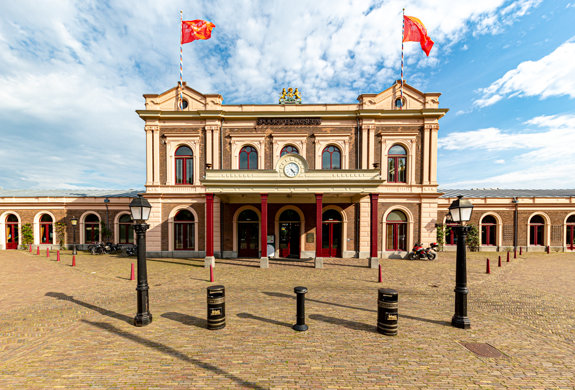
403,15 -> 434,56
181,20 -> 215,44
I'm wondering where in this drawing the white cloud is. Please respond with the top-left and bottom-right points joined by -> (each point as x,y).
474,37 -> 575,107
439,114 -> 575,188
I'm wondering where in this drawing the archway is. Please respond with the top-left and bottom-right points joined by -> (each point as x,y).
5,214 -> 19,249
278,209 -> 301,258
322,209 -> 342,257
238,209 -> 259,258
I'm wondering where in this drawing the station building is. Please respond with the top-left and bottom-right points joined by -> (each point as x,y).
1,81 -> 574,264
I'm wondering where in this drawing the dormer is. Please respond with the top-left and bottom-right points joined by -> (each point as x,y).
357,80 -> 441,110
142,82 -> 223,111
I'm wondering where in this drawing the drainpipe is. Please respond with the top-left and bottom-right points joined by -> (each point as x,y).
512,197 -> 518,251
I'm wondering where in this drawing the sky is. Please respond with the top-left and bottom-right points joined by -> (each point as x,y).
0,0 -> 574,190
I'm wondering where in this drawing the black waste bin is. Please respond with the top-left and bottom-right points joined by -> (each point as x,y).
207,285 -> 225,330
377,288 -> 398,336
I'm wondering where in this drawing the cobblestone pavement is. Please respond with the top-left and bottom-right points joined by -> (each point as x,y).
0,249 -> 574,389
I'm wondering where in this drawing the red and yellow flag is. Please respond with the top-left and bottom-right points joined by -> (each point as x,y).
181,20 -> 215,44
403,15 -> 434,56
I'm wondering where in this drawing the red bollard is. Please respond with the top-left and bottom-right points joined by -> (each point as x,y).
378,264 -> 383,283
29,244 -> 32,253
210,264 -> 214,282
57,250 -> 60,262
72,255 -> 76,267
519,247 -> 522,256
130,263 -> 135,281
546,245 -> 550,254
498,255 -> 501,267
514,249 -> 517,259
46,248 -> 50,258
486,258 -> 491,274
507,251 -> 510,262
37,246 -> 40,255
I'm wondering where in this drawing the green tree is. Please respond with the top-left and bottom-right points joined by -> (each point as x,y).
466,224 -> 479,252
55,222 -> 67,248
21,223 -> 33,248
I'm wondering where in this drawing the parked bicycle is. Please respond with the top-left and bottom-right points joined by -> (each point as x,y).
88,242 -> 122,255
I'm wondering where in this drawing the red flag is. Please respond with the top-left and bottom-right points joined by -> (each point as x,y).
181,20 -> 215,44
403,15 -> 434,56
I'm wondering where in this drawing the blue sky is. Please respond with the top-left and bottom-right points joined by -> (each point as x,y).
0,0 -> 574,189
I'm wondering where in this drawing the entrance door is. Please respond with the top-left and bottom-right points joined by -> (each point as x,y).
279,209 -> 301,258
238,209 -> 259,258
321,209 -> 342,257
6,214 -> 18,250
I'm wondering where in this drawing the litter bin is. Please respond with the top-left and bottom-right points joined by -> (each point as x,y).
377,288 -> 398,336
207,285 -> 225,330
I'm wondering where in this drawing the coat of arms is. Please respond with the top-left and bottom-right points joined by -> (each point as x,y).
279,87 -> 302,104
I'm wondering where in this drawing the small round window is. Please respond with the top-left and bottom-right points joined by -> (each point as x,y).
181,99 -> 189,109
394,98 -> 404,108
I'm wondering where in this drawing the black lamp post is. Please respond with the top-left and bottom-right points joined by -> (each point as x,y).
449,195 -> 474,329
70,217 -> 78,255
130,194 -> 152,327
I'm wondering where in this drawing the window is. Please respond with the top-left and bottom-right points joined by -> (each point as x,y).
567,215 -> 575,250
322,145 -> 341,170
84,214 -> 100,244
280,145 -> 299,156
118,214 -> 134,244
481,215 -> 497,246
5,214 -> 18,249
388,145 -> 407,183
386,210 -> 407,251
529,215 -> 545,246
239,146 -> 258,170
174,210 -> 195,250
175,145 -> 193,184
40,214 -> 53,244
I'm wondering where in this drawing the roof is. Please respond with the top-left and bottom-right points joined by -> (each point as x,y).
0,189 -> 143,198
439,189 -> 575,198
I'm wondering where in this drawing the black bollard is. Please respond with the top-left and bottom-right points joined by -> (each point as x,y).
293,286 -> 308,331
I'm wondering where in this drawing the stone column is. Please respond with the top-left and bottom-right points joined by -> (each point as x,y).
315,194 -> 323,268
369,193 -> 379,268
205,193 -> 215,268
260,194 -> 269,268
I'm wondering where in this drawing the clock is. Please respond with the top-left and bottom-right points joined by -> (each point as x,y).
284,162 -> 300,177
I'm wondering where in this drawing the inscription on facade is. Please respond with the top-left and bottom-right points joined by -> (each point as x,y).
257,118 -> 321,126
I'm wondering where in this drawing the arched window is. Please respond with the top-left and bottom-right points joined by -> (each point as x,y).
238,209 -> 259,257
386,210 -> 407,251
280,145 -> 299,156
529,215 -> 545,246
322,145 -> 341,170
322,209 -> 342,257
118,214 -> 134,244
40,214 -> 53,244
84,214 -> 100,244
5,214 -> 19,249
481,215 -> 497,246
175,145 -> 193,184
567,215 -> 575,250
174,209 -> 195,250
239,146 -> 258,170
388,145 -> 407,183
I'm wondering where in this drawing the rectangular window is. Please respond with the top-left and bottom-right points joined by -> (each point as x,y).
186,159 -> 193,184
398,157 -> 406,182
176,160 -> 183,184
387,158 -> 395,182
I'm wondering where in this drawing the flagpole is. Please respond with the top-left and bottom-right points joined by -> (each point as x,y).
179,10 -> 184,111
401,8 -> 405,109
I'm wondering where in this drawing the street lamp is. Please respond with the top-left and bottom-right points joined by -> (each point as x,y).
448,195 -> 474,329
70,217 -> 78,255
130,194 -> 152,327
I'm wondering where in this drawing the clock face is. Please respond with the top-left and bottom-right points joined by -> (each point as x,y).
284,162 -> 300,177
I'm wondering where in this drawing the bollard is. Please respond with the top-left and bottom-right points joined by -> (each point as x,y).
519,247 -> 522,256
378,264 -> 382,283
46,248 -> 50,258
507,251 -> 510,262
37,246 -> 40,255
29,244 -> 32,253
207,285 -> 225,330
498,255 -> 501,267
210,264 -> 214,282
57,250 -> 60,262
130,263 -> 135,281
72,255 -> 76,267
546,245 -> 550,254
514,249 -> 517,259
377,288 -> 398,336
486,258 -> 490,274
293,286 -> 308,331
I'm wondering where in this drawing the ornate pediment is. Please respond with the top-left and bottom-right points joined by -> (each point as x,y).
143,82 -> 222,111
357,80 -> 440,110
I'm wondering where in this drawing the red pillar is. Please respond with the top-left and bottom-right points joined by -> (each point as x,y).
206,193 -> 214,258
315,194 -> 323,257
261,194 -> 268,258
370,193 -> 379,258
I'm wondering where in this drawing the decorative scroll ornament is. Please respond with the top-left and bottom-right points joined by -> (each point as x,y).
279,87 -> 302,104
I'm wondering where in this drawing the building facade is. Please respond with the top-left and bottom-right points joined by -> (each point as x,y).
1,81 -> 574,263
